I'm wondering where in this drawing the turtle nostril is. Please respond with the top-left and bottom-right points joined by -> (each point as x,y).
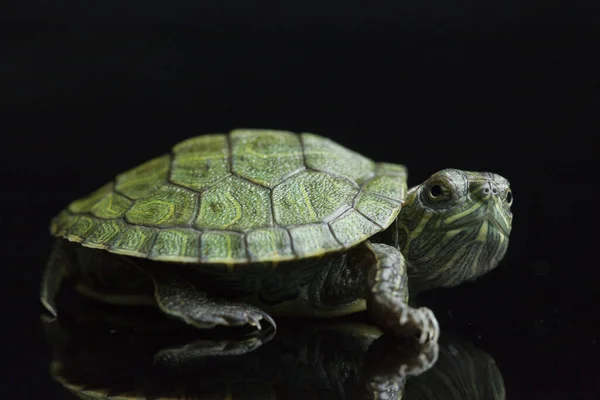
483,182 -> 500,196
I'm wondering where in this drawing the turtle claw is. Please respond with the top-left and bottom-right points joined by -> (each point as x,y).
154,273 -> 277,332
399,306 -> 440,348
372,295 -> 440,349
231,304 -> 276,332
259,312 -> 276,331
201,303 -> 276,331
411,307 -> 439,346
245,312 -> 264,330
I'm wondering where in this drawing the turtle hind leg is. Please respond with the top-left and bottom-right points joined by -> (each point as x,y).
41,239 -> 76,316
149,271 -> 276,332
358,241 -> 440,347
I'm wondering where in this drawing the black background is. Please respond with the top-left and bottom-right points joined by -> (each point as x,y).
2,1 -> 599,398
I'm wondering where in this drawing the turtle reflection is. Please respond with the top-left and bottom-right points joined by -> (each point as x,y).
44,307 -> 504,400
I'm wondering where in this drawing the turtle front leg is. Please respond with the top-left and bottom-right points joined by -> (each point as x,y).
359,242 -> 440,346
149,271 -> 276,332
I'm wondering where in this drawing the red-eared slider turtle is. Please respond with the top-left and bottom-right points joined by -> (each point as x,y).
41,129 -> 513,345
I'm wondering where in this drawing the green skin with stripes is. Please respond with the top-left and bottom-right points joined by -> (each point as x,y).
41,129 -> 513,348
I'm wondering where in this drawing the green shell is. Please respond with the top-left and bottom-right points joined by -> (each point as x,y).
51,129 -> 407,264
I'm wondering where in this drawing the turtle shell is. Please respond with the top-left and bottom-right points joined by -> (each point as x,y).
51,129 -> 407,264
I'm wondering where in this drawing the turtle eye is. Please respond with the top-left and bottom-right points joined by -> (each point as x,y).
506,189 -> 513,205
425,181 -> 452,204
420,170 -> 467,208
429,184 -> 443,197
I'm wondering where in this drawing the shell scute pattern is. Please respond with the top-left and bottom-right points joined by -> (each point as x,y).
53,129 -> 407,264
90,192 -> 133,219
354,192 -> 401,228
108,225 -> 158,257
82,219 -> 126,249
115,155 -> 170,199
67,182 -> 114,214
50,210 -> 78,237
330,208 -> 382,245
302,132 -> 376,183
271,170 -> 356,226
150,228 -> 200,262
194,175 -> 272,231
170,134 -> 231,192
231,129 -> 305,188
245,228 -> 294,261
67,215 -> 97,240
287,224 -> 340,257
125,185 -> 198,227
200,231 -> 246,263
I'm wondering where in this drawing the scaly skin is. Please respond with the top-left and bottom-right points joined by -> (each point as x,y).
397,169 -> 513,294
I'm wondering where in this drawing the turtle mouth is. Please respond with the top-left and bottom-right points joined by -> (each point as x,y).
485,198 -> 512,237
457,198 -> 512,237
487,215 -> 510,237
430,215 -> 510,237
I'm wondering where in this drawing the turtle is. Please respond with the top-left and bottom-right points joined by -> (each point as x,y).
41,129 -> 513,345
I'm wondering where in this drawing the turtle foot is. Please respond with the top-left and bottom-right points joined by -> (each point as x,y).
398,306 -> 440,346
371,296 -> 440,349
152,273 -> 277,332
183,301 -> 277,331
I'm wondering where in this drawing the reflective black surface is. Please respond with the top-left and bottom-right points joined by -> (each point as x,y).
3,2 -> 599,398
42,304 -> 504,400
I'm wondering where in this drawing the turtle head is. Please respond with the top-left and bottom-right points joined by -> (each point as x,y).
397,168 -> 513,292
